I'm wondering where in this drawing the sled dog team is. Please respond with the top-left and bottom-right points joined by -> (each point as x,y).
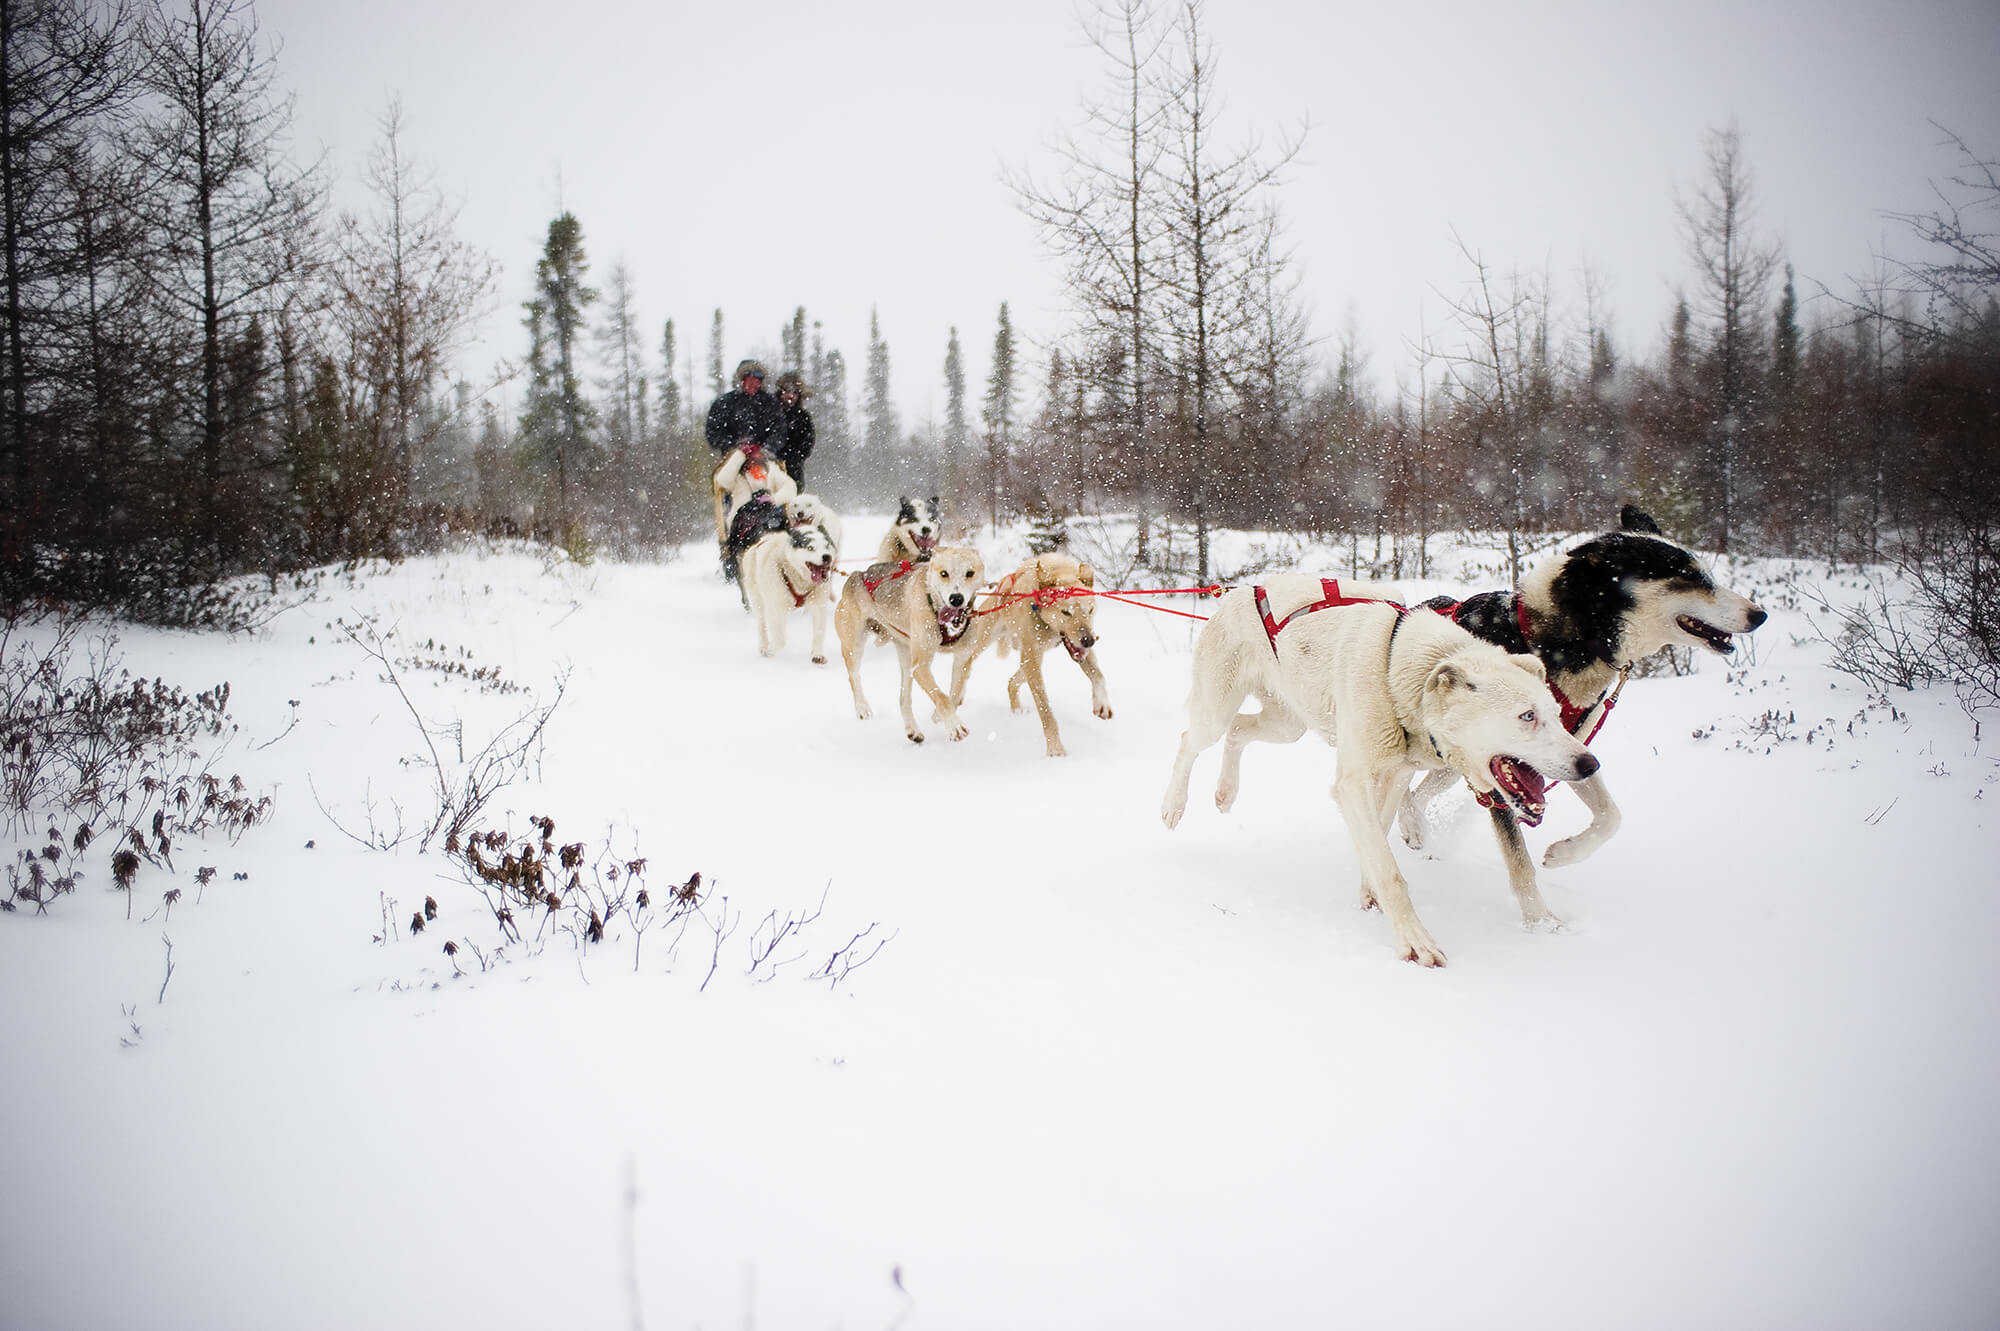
713,447 -> 1767,966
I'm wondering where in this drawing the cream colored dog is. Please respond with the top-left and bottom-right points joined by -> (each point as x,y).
1160,574 -> 1600,967
949,553 -> 1112,758
740,523 -> 837,662
784,493 -> 843,561
835,546 -> 986,744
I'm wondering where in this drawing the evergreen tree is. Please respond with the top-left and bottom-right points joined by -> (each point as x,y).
816,345 -> 851,496
518,212 -> 597,527
943,325 -> 967,497
782,304 -> 806,374
863,306 -> 896,458
657,317 -> 682,440
981,301 -> 1016,530
1770,263 -> 1800,405
706,306 -> 724,397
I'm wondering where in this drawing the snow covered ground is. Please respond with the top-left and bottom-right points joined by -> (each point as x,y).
2,522 -> 1996,1331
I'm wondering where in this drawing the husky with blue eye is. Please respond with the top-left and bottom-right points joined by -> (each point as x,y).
1397,505 -> 1768,869
1161,576 -> 1600,967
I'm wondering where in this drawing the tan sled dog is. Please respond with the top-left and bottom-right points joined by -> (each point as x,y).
835,546 -> 986,744
1160,575 -> 1600,967
948,553 -> 1112,757
740,524 -> 837,662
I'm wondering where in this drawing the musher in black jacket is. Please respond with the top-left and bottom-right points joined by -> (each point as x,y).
773,371 -> 816,489
705,359 -> 782,456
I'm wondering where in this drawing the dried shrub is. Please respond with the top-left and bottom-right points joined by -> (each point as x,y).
0,607 -> 272,914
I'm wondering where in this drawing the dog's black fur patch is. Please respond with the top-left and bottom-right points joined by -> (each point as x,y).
1536,524 -> 1713,670
895,495 -> 942,526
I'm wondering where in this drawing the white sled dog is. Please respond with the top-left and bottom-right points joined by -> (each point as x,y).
784,493 -> 844,561
835,546 -> 987,744
877,495 -> 943,563
1160,575 -> 1599,967
1397,505 -> 1767,868
741,523 -> 838,662
949,553 -> 1112,758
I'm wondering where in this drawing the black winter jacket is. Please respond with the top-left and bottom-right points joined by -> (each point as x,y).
705,387 -> 782,453
774,403 -> 815,475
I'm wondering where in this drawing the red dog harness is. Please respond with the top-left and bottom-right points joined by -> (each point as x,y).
1254,578 -> 1408,654
861,560 -> 916,596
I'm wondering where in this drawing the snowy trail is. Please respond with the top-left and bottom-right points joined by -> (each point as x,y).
2,536 -> 1996,1330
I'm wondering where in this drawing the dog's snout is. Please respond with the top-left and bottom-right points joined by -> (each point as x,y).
1080,634 -> 1096,649
1575,751 -> 1600,780
1746,606 -> 1768,631
948,592 -> 965,608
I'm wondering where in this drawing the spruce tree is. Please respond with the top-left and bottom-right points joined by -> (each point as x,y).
782,305 -> 806,374
519,212 -> 597,528
863,307 -> 896,461
706,307 -> 724,398
982,302 -> 1017,530
657,318 -> 682,441
943,326 -> 967,497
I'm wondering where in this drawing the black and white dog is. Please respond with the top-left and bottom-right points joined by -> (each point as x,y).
1399,505 -> 1767,870
877,496 -> 943,564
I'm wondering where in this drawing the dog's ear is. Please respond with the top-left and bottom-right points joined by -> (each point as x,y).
1078,562 -> 1095,588
1510,652 -> 1547,682
897,496 -> 914,522
1620,505 -> 1663,535
1426,661 -> 1470,694
1031,556 -> 1049,588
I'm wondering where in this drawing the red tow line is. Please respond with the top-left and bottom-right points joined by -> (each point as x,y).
971,580 -> 1227,621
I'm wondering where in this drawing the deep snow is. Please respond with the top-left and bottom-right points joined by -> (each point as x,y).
2,524 -> 1996,1331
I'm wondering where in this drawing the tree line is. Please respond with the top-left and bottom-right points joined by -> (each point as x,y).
3,0 -> 1994,626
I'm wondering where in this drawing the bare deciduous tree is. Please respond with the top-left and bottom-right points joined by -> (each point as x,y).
1678,121 -> 1780,554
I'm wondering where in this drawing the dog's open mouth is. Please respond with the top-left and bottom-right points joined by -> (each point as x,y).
1489,755 -> 1549,826
807,559 -> 832,584
1061,633 -> 1088,663
938,606 -> 970,644
914,532 -> 939,553
1677,614 -> 1736,654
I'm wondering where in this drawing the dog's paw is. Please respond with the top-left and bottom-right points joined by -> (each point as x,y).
905,728 -> 925,744
1541,836 -> 1596,869
855,702 -> 873,721
811,655 -> 827,665
948,723 -> 969,742
1161,800 -> 1185,830
1521,912 -> 1568,935
1398,813 -> 1429,852
1400,940 -> 1448,968
1045,740 -> 1066,758
1093,701 -> 1113,720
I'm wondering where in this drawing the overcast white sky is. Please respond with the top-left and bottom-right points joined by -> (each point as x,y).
256,0 -> 2000,423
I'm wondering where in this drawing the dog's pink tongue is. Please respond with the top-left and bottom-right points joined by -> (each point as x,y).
1493,756 -> 1547,804
1512,760 -> 1547,804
